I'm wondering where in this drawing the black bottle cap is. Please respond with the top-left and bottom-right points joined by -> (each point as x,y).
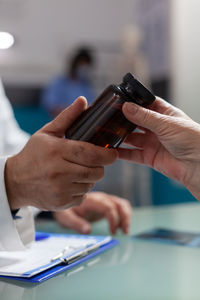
121,73 -> 155,106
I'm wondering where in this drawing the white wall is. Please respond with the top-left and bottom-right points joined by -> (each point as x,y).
171,0 -> 200,122
0,0 -> 136,85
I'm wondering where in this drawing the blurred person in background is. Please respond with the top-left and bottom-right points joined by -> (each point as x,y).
41,47 -> 95,118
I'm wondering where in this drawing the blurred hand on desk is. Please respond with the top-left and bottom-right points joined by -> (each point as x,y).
120,97 -> 200,201
53,191 -> 132,235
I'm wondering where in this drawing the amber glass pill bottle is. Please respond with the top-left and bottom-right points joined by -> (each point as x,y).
65,73 -> 155,148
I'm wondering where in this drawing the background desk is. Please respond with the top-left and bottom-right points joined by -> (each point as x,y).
1,203 -> 200,300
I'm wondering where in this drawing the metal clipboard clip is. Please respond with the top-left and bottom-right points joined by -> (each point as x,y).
51,244 -> 100,266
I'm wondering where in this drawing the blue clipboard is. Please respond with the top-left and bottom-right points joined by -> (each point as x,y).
0,232 -> 119,283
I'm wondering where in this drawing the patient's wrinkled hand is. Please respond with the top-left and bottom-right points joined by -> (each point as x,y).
119,97 -> 200,201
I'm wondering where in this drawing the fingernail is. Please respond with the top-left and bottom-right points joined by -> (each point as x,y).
72,98 -> 79,104
81,224 -> 90,234
72,97 -> 84,105
124,102 -> 138,114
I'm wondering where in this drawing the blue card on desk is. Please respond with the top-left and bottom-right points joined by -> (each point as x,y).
134,228 -> 200,248
0,232 -> 118,283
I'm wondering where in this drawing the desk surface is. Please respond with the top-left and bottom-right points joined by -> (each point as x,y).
1,203 -> 200,300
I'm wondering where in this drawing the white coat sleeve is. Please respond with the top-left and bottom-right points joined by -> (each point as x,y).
0,157 -> 35,251
0,79 -> 35,251
0,79 -> 30,156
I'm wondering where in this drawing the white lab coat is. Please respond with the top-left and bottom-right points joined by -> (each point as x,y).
0,79 -> 35,251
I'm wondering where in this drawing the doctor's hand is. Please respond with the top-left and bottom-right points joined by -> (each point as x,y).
5,97 -> 117,211
53,191 -> 132,235
119,97 -> 200,201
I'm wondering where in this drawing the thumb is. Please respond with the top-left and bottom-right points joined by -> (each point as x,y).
42,96 -> 87,136
122,102 -> 170,134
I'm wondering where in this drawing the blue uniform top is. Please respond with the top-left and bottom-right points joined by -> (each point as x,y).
41,75 -> 95,112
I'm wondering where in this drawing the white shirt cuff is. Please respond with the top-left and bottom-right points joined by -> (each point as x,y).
0,157 -> 35,251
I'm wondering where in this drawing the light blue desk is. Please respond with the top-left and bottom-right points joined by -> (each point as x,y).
1,203 -> 200,300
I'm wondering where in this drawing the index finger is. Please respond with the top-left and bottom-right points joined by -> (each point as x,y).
61,139 -> 118,167
150,97 -> 189,119
112,197 -> 132,234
